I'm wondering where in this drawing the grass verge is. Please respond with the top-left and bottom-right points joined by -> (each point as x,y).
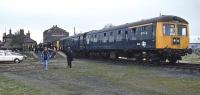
0,75 -> 48,95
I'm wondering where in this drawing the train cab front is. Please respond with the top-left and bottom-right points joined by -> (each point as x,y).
155,18 -> 192,63
156,21 -> 191,50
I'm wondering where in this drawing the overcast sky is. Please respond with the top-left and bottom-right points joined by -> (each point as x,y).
0,0 -> 200,43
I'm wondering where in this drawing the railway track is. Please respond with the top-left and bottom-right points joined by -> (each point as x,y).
106,58 -> 200,73
159,63 -> 200,73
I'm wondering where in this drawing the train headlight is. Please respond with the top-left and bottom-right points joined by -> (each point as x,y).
142,41 -> 146,47
177,38 -> 180,44
173,39 -> 176,43
173,38 -> 180,44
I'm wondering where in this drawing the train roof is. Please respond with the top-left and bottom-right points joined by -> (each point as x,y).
60,15 -> 188,40
87,15 -> 188,34
59,33 -> 86,41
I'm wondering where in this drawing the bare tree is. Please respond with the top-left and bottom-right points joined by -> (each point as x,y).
10,32 -> 24,49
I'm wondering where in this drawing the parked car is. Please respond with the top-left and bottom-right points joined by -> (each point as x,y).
0,50 -> 24,63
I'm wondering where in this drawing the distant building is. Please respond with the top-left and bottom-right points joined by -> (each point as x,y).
43,25 -> 69,43
2,29 -> 13,49
2,29 -> 37,50
190,36 -> 200,43
190,43 -> 200,49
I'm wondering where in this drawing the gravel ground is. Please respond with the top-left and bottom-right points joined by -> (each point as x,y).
0,52 -> 200,95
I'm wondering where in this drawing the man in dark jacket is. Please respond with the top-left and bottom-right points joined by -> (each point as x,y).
66,47 -> 73,68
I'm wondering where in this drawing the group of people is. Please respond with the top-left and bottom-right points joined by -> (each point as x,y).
41,47 -> 73,70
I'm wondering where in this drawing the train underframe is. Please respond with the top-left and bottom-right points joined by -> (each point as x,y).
74,48 -> 192,64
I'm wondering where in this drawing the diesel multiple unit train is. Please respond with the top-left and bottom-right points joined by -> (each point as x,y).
52,15 -> 192,63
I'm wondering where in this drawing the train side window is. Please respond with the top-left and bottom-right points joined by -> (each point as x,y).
110,32 -> 113,36
98,34 -> 101,42
143,26 -> 146,31
96,34 -> 99,42
99,34 -> 102,43
109,31 -> 114,42
92,35 -> 94,42
125,30 -> 128,40
136,27 -> 140,32
125,31 -> 128,34
141,27 -> 144,31
86,35 -> 90,44
117,30 -> 122,41
93,34 -> 97,42
132,28 -> 136,35
104,33 -> 106,37
103,33 -> 107,43
0,53 -> 3,56
178,25 -> 187,36
118,30 -> 121,35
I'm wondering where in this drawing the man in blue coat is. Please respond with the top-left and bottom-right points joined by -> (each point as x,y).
41,47 -> 50,70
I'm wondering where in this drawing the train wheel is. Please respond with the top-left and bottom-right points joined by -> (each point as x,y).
136,57 -> 143,63
168,54 -> 181,64
110,52 -> 118,59
149,55 -> 162,64
169,58 -> 177,64
104,52 -> 110,59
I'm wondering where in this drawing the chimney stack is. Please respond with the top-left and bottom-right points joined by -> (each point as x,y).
9,29 -> 12,34
26,30 -> 30,38
20,29 -> 24,35
3,33 -> 6,37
